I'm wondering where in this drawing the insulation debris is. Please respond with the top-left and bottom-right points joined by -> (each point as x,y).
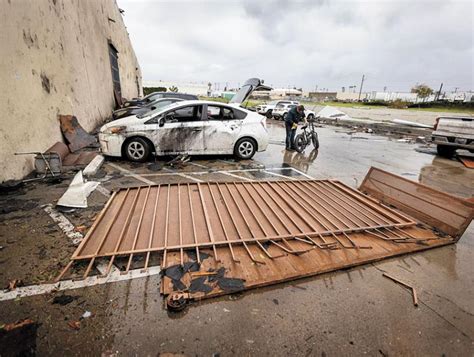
57,171 -> 99,208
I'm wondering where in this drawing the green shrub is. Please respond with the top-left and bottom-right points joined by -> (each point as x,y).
143,87 -> 167,96
389,99 -> 409,109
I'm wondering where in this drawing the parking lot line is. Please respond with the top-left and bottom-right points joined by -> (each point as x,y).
285,167 -> 314,179
127,167 -> 298,177
107,162 -> 156,185
263,170 -> 298,180
0,265 -> 161,302
95,184 -> 111,197
218,171 -> 253,181
189,162 -> 210,169
162,168 -> 204,182
43,204 -> 83,245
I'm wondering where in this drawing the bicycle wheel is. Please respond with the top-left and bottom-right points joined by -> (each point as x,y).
311,132 -> 319,149
294,134 -> 307,153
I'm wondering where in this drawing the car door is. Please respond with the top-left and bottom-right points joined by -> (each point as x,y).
148,104 -> 205,155
202,104 -> 243,154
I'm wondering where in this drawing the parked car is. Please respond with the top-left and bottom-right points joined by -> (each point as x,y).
99,78 -> 271,162
256,100 -> 299,118
272,103 -> 316,121
431,116 -> 474,157
112,97 -> 184,120
123,92 -> 198,108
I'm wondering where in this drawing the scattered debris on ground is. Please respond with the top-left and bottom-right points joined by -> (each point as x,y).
0,318 -> 39,356
166,155 -> 190,168
59,114 -> 98,152
383,273 -> 418,307
52,294 -> 77,306
57,171 -> 99,208
5,279 -> 23,292
458,155 -> 474,169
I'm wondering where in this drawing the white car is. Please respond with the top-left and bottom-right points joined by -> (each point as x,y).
256,100 -> 299,118
272,103 -> 316,121
99,79 -> 271,162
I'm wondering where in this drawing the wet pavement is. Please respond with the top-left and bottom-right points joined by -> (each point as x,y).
0,120 -> 473,356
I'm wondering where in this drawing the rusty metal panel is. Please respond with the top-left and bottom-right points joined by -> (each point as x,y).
56,171 -> 472,307
161,225 -> 454,306
359,167 -> 474,240
57,179 -> 419,280
59,115 -> 97,152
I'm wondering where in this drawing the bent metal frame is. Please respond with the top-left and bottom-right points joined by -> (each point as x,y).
56,178 -> 437,281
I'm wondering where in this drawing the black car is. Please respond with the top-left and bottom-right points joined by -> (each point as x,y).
112,97 -> 185,120
123,92 -> 198,108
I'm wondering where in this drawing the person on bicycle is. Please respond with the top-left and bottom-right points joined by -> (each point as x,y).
285,104 -> 307,151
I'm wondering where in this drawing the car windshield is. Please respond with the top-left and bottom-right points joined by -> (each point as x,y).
137,101 -> 179,119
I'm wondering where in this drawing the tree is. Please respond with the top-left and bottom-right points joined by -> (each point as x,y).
411,84 -> 434,102
168,86 -> 178,93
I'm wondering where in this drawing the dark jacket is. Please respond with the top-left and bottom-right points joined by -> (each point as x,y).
285,107 -> 305,125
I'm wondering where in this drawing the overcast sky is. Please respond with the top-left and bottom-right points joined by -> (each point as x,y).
118,0 -> 473,92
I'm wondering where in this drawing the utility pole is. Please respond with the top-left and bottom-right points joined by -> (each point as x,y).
454,87 -> 459,93
436,83 -> 443,101
358,74 -> 365,101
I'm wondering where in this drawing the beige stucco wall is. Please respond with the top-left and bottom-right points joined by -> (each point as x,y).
0,0 -> 142,182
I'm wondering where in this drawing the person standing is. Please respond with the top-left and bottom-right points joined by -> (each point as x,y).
284,105 -> 306,150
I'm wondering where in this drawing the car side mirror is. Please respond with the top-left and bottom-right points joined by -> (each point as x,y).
159,118 -> 165,127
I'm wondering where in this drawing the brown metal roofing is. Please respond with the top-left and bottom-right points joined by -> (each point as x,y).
58,179 -> 417,280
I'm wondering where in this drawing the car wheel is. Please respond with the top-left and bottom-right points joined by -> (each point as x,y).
124,137 -> 151,162
282,112 -> 288,121
307,114 -> 315,121
234,138 -> 257,160
266,110 -> 273,119
436,145 -> 456,158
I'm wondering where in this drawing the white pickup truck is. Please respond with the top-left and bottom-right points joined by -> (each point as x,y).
431,116 -> 474,157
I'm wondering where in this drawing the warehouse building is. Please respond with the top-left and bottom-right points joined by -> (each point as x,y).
0,0 -> 142,181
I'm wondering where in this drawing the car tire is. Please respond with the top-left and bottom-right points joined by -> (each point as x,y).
436,145 -> 456,158
294,134 -> 306,153
124,137 -> 151,162
266,110 -> 273,119
234,138 -> 257,160
282,112 -> 288,121
311,133 -> 319,149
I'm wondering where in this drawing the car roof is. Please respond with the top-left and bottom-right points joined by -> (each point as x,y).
139,100 -> 250,119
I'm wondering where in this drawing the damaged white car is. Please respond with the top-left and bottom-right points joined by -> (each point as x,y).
99,79 -> 271,162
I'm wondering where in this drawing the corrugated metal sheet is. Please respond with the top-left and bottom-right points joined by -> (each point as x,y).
57,179 -> 417,280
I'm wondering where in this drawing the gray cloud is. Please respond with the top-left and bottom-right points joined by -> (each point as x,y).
118,0 -> 473,92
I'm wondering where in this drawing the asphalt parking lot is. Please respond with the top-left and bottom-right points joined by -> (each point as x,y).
1,120 -> 473,356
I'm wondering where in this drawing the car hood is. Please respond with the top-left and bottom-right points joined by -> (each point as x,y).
101,115 -> 140,132
229,78 -> 272,104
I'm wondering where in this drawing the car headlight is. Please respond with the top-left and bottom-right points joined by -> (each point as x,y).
103,126 -> 126,134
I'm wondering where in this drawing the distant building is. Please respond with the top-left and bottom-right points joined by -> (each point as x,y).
143,80 -> 210,96
210,91 -> 237,100
336,92 -> 362,102
1,0 -> 141,181
308,92 -> 337,101
271,88 -> 303,99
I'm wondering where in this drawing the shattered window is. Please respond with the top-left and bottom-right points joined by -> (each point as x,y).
166,105 -> 203,122
206,106 -> 247,120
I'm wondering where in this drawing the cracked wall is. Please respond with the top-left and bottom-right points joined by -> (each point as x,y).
0,0 -> 142,181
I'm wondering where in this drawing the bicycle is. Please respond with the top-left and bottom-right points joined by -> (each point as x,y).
294,117 -> 320,153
